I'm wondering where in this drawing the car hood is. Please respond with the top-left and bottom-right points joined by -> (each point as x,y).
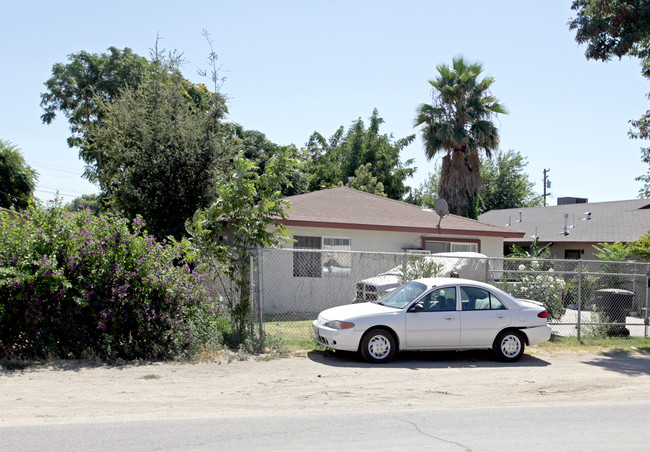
318,302 -> 398,321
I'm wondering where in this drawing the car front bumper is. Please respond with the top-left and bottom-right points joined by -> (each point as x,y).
312,321 -> 362,352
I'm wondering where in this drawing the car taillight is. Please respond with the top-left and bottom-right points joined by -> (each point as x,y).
537,310 -> 548,318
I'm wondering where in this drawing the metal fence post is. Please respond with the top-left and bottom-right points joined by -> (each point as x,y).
484,257 -> 490,283
577,261 -> 582,341
257,247 -> 264,344
643,264 -> 650,338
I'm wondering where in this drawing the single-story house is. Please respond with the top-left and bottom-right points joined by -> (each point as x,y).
258,187 -> 524,314
281,186 -> 523,258
478,197 -> 650,260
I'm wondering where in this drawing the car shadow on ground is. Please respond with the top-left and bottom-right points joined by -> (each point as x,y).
583,351 -> 650,376
307,348 -> 550,369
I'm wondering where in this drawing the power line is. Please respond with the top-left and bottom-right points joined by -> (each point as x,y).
29,161 -> 84,176
38,184 -> 89,194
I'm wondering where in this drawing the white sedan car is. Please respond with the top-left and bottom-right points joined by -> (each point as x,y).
313,277 -> 551,363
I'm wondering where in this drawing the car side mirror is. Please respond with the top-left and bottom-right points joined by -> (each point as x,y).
409,303 -> 424,313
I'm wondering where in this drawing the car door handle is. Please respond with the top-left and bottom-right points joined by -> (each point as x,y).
496,315 -> 506,319
444,316 -> 455,320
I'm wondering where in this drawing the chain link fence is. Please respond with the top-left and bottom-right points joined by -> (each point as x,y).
245,249 -> 650,345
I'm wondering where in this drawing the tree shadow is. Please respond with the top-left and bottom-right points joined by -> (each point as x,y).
0,359 -> 156,375
584,351 -> 650,376
307,348 -> 550,369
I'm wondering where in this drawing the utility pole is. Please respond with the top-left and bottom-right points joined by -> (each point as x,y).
543,168 -> 551,206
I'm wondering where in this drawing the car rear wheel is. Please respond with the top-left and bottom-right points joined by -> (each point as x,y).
360,328 -> 396,363
493,330 -> 525,362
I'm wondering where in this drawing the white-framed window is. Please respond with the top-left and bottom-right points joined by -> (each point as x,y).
293,235 -> 351,278
322,237 -> 351,278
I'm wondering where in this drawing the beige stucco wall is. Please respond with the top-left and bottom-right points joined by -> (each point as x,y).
547,243 -> 597,260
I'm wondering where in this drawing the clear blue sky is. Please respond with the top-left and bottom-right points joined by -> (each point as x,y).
1,1 -> 648,204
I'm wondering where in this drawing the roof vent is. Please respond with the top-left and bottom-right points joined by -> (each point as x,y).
517,211 -> 523,222
562,213 -> 569,236
347,176 -> 353,188
584,211 -> 591,220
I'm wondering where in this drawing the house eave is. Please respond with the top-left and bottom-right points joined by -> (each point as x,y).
280,219 -> 525,239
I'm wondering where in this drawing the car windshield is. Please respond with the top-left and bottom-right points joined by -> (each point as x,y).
376,281 -> 428,309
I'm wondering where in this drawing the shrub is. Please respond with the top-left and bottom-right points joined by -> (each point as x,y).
499,261 -> 566,320
0,200 -> 222,360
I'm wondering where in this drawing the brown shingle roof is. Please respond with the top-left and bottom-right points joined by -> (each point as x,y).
282,187 -> 523,238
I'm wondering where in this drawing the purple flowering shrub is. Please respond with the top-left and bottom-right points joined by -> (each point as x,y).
0,201 -> 222,360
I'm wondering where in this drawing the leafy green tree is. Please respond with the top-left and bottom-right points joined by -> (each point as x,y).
636,148 -> 650,197
40,46 -> 217,185
569,1 -> 650,196
405,166 -> 440,208
593,242 -> 631,289
65,193 -> 105,215
407,150 -> 538,213
0,140 -> 38,209
593,241 -> 630,261
234,126 -> 309,196
414,56 -> 507,218
569,0 -> 650,76
478,150 -> 541,213
351,163 -> 386,196
186,149 -> 297,337
628,230 -> 650,260
85,56 -> 233,239
40,47 -> 154,179
306,109 -> 416,199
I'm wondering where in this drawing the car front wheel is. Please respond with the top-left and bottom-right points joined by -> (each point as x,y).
360,328 -> 396,363
493,330 -> 525,362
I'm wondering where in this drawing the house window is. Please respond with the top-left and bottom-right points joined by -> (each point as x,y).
293,236 -> 321,277
322,237 -> 351,278
565,249 -> 582,260
293,235 -> 352,278
423,239 -> 479,254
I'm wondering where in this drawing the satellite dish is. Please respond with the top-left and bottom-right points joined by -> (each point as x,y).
434,198 -> 449,229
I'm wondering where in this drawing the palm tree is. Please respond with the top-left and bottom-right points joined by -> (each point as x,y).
415,56 -> 507,218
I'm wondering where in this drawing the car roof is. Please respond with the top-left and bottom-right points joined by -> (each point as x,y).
412,277 -> 492,288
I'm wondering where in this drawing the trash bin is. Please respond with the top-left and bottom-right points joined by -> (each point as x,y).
593,289 -> 633,337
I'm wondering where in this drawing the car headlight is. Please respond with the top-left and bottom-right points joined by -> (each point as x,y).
325,321 -> 355,329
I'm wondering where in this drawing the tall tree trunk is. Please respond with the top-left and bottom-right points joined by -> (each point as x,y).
439,151 -> 482,218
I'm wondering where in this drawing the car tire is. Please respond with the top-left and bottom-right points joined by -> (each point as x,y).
360,328 -> 396,363
493,330 -> 525,362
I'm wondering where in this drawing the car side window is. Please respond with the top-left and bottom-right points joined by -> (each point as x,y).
419,287 -> 456,312
461,287 -> 507,311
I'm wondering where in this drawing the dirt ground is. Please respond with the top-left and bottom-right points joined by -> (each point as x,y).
2,347 -> 650,427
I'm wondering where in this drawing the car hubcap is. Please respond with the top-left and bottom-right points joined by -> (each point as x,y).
501,335 -> 521,357
368,335 -> 390,359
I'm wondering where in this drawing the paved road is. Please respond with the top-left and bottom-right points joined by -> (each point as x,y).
1,402 -> 648,451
